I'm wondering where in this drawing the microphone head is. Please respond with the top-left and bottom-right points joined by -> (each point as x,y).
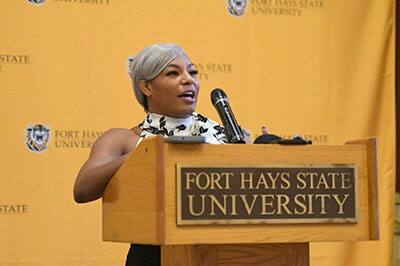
211,88 -> 228,105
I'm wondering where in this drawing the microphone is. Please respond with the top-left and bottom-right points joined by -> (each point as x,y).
211,88 -> 245,143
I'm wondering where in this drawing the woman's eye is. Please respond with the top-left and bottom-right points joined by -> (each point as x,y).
189,70 -> 199,76
166,70 -> 179,76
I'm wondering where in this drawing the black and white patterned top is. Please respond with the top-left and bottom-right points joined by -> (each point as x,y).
137,112 -> 227,145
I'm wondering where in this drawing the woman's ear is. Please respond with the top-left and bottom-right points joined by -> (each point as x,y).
139,80 -> 152,96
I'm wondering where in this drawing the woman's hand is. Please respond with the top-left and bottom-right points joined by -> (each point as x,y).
261,126 -> 269,135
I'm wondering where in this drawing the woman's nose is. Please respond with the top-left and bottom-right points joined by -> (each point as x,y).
181,71 -> 194,84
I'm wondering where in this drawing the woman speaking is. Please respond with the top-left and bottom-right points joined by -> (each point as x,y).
73,43 -> 227,265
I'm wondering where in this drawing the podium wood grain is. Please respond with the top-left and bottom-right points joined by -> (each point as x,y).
161,243 -> 309,266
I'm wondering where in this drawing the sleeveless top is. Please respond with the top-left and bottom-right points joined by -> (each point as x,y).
137,112 -> 227,145
126,112 -> 226,265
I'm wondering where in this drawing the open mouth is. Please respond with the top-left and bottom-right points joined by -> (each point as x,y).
178,91 -> 195,100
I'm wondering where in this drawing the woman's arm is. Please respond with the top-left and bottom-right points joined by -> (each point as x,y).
73,128 -> 139,203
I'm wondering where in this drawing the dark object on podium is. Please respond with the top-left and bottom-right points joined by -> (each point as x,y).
165,135 -> 206,144
254,134 -> 312,145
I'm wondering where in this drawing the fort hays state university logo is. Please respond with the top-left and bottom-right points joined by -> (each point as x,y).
27,0 -> 45,5
227,0 -> 247,17
25,124 -> 50,153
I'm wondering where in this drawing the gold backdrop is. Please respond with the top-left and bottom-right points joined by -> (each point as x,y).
0,0 -> 395,265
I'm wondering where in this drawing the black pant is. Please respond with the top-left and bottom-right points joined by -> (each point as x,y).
125,244 -> 160,266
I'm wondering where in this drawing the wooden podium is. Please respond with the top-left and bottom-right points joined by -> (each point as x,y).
103,137 -> 379,266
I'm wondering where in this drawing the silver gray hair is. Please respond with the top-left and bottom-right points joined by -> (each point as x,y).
128,43 -> 189,110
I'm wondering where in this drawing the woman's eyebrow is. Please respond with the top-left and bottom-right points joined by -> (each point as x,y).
166,63 -> 195,69
166,64 -> 179,68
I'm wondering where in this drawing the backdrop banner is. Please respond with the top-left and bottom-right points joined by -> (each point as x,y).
0,0 -> 395,265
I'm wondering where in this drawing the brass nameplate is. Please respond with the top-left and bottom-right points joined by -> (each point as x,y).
176,165 -> 357,225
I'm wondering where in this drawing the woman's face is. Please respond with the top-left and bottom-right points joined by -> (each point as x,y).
144,56 -> 200,118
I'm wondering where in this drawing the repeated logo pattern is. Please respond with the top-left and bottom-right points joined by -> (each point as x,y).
25,124 -> 50,153
227,0 -> 247,17
27,0 -> 45,5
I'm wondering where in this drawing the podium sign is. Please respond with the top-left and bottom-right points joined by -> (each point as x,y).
177,164 -> 357,225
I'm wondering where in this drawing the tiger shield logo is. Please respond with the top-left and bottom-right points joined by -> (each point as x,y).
25,124 -> 50,153
227,0 -> 247,17
27,0 -> 45,5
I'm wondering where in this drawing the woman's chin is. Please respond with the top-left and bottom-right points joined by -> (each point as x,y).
171,108 -> 196,118
149,104 -> 196,118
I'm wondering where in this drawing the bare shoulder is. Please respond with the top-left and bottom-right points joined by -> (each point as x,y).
89,127 -> 141,159
101,128 -> 138,141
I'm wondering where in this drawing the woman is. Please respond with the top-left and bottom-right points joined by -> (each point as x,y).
73,43 -> 227,265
